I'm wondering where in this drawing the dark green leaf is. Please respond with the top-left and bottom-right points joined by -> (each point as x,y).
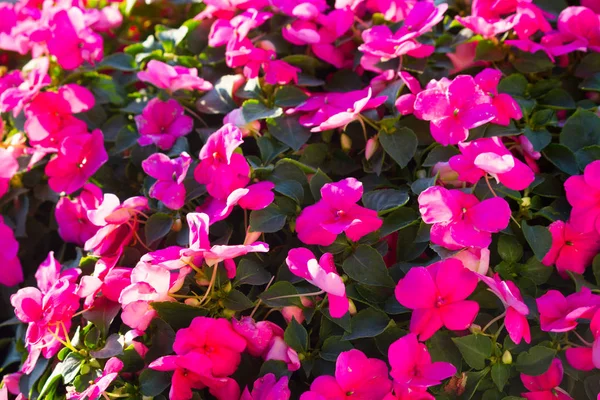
223,289 -> 254,311
145,213 -> 173,244
267,115 -> 311,151
380,207 -> 419,237
362,189 -> 409,213
543,143 -> 580,175
498,74 -> 528,97
576,145 -> 600,170
234,258 -> 272,286
497,235 -> 524,263
379,127 -> 418,168
520,256 -> 553,285
491,363 -> 511,392
342,245 -> 395,287
475,40 -> 505,62
97,53 -> 137,71
274,86 -> 309,107
522,221 -> 552,261
515,345 -> 556,375
593,254 -> 600,287
151,302 -> 208,331
539,88 -> 576,109
275,180 -> 304,204
422,146 -> 460,166
524,127 -> 552,152
320,336 -> 353,362
309,169 -> 332,201
139,369 -> 172,396
259,281 -> 302,307
243,99 -> 283,122
342,308 -> 390,340
560,109 -> 600,152
284,317 -> 308,353
580,73 -> 600,92
512,50 -> 554,74
249,205 -> 287,233
452,334 -> 493,370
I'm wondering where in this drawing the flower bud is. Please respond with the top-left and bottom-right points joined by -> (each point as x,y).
185,298 -> 200,307
348,299 -> 357,316
521,197 -> 531,208
222,281 -> 232,294
222,308 -> 236,319
281,306 -> 305,324
432,162 -> 463,188
341,133 -> 352,152
365,137 -> 379,160
416,169 -> 427,179
171,218 -> 182,232
469,323 -> 482,334
502,350 -> 512,365
80,364 -> 91,375
244,228 -> 262,245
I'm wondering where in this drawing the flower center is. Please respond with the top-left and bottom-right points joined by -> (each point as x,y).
435,296 -> 446,307
78,157 -> 88,168
336,210 -> 345,218
565,240 -> 573,246
453,108 -> 460,116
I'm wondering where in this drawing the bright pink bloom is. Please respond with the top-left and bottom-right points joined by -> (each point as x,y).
45,129 -> 108,195
520,358 -> 573,400
286,248 -> 349,318
55,183 -> 103,245
565,160 -> 600,236
0,148 -> 18,199
67,357 -> 124,400
142,152 -> 191,210
565,308 -> 600,371
0,216 -> 23,286
475,68 -> 523,126
194,124 -> 250,200
296,178 -> 382,246
47,9 -> 103,70
512,3 -> 552,40
537,288 -> 600,333
315,88 -> 386,132
138,60 -> 213,93
542,220 -> 600,276
264,336 -> 301,371
300,350 -> 392,400
0,58 -> 50,117
198,181 -> 275,224
209,10 -> 272,48
241,374 -> 291,400
232,317 -> 281,357
548,6 -> 600,55
449,137 -> 535,191
455,15 -> 516,39
414,75 -> 497,146
135,98 -> 193,151
418,186 -> 511,250
395,259 -> 479,340
395,71 -> 423,116
389,333 -> 456,389
480,274 -> 530,344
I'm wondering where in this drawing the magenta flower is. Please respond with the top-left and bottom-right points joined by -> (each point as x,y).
0,216 -> 23,287
300,350 -> 392,400
0,148 -> 18,199
209,10 -> 272,48
565,308 -> 600,371
55,183 -> 103,245
395,259 -> 479,340
550,6 -> 600,55
413,75 -> 497,146
296,177 -> 382,246
537,288 -> 600,333
198,181 -> 275,224
232,317 -> 280,357
395,71 -> 423,116
47,9 -> 103,70
138,60 -> 213,93
480,274 -> 531,344
418,186 -> 511,250
455,15 -> 516,39
142,152 -> 191,210
264,336 -> 301,372
135,98 -> 194,151
541,220 -> 600,276
0,58 -> 50,117
241,374 -> 291,400
194,123 -> 250,200
520,359 -> 573,400
565,160 -> 600,236
45,129 -> 108,195
67,357 -> 123,400
388,333 -> 456,389
286,248 -> 349,318
474,68 -> 523,126
448,137 -> 535,191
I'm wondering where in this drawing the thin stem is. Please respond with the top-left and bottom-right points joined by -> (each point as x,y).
267,290 -> 325,301
360,115 -> 380,131
250,276 -> 275,319
356,116 -> 369,143
573,331 -> 593,347
482,311 -> 506,334
199,265 -> 219,305
484,174 -> 499,197
49,325 -> 77,352
183,105 -> 208,128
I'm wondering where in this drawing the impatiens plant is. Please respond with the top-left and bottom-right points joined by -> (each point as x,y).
3,0 -> 600,399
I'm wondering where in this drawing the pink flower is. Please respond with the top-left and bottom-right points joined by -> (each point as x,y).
395,259 -> 479,340
542,220 -> 600,276
264,336 -> 301,372
138,60 -> 213,93
55,183 -> 103,245
194,124 -> 250,200
474,68 -> 523,126
432,162 -> 463,189
520,358 -> 573,400
418,186 -> 511,250
0,216 -> 23,286
47,9 -> 103,70
455,15 -> 516,39
232,317 -> 280,357
565,160 -> 600,236
209,10 -> 272,48
301,349 -> 392,400
449,247 -> 490,275
135,98 -> 193,151
286,248 -> 349,318
512,3 -> 552,40
480,274 -> 530,344
241,374 -> 291,400
296,177 -> 382,246
537,288 -> 600,333
448,137 -> 535,191
447,42 -> 488,74
395,71 -> 423,116
0,148 -> 18,199
142,152 -> 191,210
198,181 -> 275,224
413,75 -> 496,146
565,308 -> 600,371
313,88 -> 386,132
388,333 -> 456,390
67,357 -> 123,400
550,6 -> 600,55
0,58 -> 50,117
45,129 -> 108,195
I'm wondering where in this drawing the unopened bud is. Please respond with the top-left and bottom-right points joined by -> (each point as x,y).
348,299 -> 357,316
469,324 -> 482,334
502,350 -> 512,365
172,218 -> 182,232
222,281 -> 232,294
521,197 -> 531,208
80,364 -> 91,375
244,228 -> 262,245
222,308 -> 236,318
365,137 -> 379,160
416,169 -> 427,179
185,298 -> 200,307
341,133 -> 352,152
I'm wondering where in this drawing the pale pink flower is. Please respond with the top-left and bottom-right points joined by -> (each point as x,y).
449,247 -> 490,275
0,148 -> 18,199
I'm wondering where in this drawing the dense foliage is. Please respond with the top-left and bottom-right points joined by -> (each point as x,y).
2,0 -> 600,399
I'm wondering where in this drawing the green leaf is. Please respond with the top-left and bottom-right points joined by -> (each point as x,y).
560,109 -> 600,152
593,254 -> 600,286
491,363 -> 511,392
145,213 -> 173,244
538,88 -> 576,109
543,143 -> 579,175
576,145 -> 600,170
156,25 -> 189,52
275,180 -> 304,204
475,40 -> 505,62
422,146 -> 460,166
520,256 -> 553,285
196,75 -> 239,114
452,334 -> 493,370
223,289 -> 254,311
151,302 -> 208,331
522,221 -> 552,261
512,50 -> 554,74
515,345 -> 556,375
267,115 -> 311,151
259,281 -> 302,307
320,336 -> 353,361
498,74 -> 528,97
380,207 -> 419,237
342,309 -> 390,340
98,53 -> 137,71
309,169 -> 332,201
234,258 -> 272,286
249,204 -> 287,233
284,317 -> 308,353
497,235 -> 524,263
274,86 -> 309,107
243,99 -> 283,122
524,127 -> 552,152
139,369 -> 172,397
362,189 -> 409,213
38,353 -> 83,397
342,245 -> 395,287
91,75 -> 125,105
379,127 -> 418,168
580,73 -> 600,92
